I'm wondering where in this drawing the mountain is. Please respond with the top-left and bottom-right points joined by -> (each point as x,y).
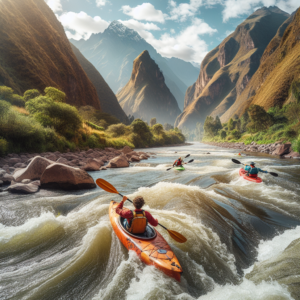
71,21 -> 198,110
221,8 -> 299,121
116,50 -> 181,124
175,7 -> 290,129
0,0 -> 100,109
70,44 -> 128,123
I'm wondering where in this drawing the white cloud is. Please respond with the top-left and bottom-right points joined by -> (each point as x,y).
222,0 -> 299,22
121,3 -> 167,23
125,18 -> 217,64
119,19 -> 161,32
45,0 -> 62,12
58,11 -> 109,40
96,0 -> 109,7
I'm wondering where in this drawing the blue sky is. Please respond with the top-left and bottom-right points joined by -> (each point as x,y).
46,0 -> 298,65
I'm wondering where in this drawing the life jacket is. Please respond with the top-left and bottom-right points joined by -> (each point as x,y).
127,210 -> 148,234
174,159 -> 182,166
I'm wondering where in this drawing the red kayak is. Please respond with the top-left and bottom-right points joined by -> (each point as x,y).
239,168 -> 262,183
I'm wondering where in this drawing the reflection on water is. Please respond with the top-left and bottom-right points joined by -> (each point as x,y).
0,142 -> 299,299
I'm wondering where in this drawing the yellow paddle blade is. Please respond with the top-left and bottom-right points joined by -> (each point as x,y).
96,178 -> 119,194
167,229 -> 187,243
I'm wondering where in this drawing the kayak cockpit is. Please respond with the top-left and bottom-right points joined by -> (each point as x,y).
118,217 -> 157,240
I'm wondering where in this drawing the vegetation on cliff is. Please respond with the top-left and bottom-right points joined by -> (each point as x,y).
202,80 -> 300,152
0,85 -> 185,156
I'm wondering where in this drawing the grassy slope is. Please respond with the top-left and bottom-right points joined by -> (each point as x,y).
222,9 -> 299,120
0,0 -> 100,109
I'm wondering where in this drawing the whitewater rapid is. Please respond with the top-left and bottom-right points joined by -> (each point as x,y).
0,142 -> 299,300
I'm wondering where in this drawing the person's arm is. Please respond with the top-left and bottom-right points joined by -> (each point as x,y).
258,168 -> 268,174
115,196 -> 132,218
145,211 -> 158,227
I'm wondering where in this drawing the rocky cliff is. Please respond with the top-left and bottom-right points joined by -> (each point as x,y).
221,8 -> 300,120
71,21 -> 198,110
116,51 -> 181,124
0,0 -> 100,109
70,44 -> 128,123
175,7 -> 289,129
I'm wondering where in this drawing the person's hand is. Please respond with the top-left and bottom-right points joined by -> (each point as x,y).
122,196 -> 128,202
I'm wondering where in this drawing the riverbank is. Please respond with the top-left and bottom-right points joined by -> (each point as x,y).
0,146 -> 153,191
204,141 -> 300,158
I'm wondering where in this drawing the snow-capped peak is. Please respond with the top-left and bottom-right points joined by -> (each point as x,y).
106,20 -> 142,42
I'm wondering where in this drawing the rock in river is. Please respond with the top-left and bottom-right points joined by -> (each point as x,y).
40,163 -> 96,190
106,155 -> 129,168
6,180 -> 40,194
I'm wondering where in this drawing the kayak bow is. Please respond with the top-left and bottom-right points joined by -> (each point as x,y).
109,201 -> 183,281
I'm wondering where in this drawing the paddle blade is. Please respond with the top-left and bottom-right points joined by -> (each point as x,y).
96,178 -> 119,194
166,168 -> 173,171
187,159 -> 194,163
167,230 -> 187,243
269,172 -> 278,177
185,154 -> 190,158
232,158 -> 242,164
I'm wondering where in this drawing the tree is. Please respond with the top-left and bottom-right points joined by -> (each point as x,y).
0,86 -> 14,100
228,118 -> 234,131
23,89 -> 40,102
106,123 -> 127,137
26,96 -> 82,136
152,123 -> 164,135
150,117 -> 157,127
247,105 -> 273,133
195,122 -> 202,141
164,123 -> 174,131
204,116 -> 215,137
131,119 -> 153,146
231,129 -> 241,139
44,87 -> 66,103
285,102 -> 300,123
215,116 -> 222,131
220,130 -> 227,139
241,110 -> 250,132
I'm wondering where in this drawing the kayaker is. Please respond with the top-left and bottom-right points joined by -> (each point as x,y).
173,157 -> 183,167
116,196 -> 158,234
244,162 -> 268,178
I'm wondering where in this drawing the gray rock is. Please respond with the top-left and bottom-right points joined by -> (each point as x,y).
21,179 -> 31,184
107,155 -> 129,168
6,180 -> 40,194
14,163 -> 27,168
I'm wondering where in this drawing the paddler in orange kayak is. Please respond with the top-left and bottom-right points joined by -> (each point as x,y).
116,196 -> 158,234
244,162 -> 268,178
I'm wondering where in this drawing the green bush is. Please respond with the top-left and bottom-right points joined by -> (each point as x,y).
106,123 -> 127,137
220,130 -> 227,139
0,138 -> 8,156
0,86 -> 14,100
231,129 -> 242,139
44,87 -> 66,103
292,135 -> 300,153
131,119 -> 152,146
0,100 -> 11,118
26,96 -> 82,136
23,89 -> 40,102
152,123 -> 164,135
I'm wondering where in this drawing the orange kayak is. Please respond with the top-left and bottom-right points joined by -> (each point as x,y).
109,201 -> 183,281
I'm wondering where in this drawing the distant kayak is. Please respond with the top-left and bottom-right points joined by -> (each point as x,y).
175,166 -> 185,171
109,201 -> 183,281
239,168 -> 262,183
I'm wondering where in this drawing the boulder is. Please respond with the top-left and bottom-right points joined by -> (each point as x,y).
284,151 -> 300,158
121,146 -> 133,154
14,163 -> 27,168
40,163 -> 96,190
44,154 -> 57,161
56,157 -> 69,165
8,158 -> 21,165
0,169 -> 6,177
2,173 -> 15,184
106,155 -> 130,168
139,154 -> 148,160
272,143 -> 292,156
21,179 -> 31,184
130,156 -> 141,162
100,166 -> 107,170
6,180 -> 40,194
82,158 -> 104,171
13,156 -> 53,182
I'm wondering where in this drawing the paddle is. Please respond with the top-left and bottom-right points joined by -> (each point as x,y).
96,178 -> 187,243
231,159 -> 278,177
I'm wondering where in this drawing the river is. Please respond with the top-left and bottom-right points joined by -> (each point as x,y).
1,142 -> 300,300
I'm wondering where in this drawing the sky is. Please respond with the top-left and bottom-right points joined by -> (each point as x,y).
45,0 -> 299,65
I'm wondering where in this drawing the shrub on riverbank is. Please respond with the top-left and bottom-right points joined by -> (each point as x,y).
0,86 -> 185,156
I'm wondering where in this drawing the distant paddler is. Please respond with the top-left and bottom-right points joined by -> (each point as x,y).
173,157 -> 184,168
